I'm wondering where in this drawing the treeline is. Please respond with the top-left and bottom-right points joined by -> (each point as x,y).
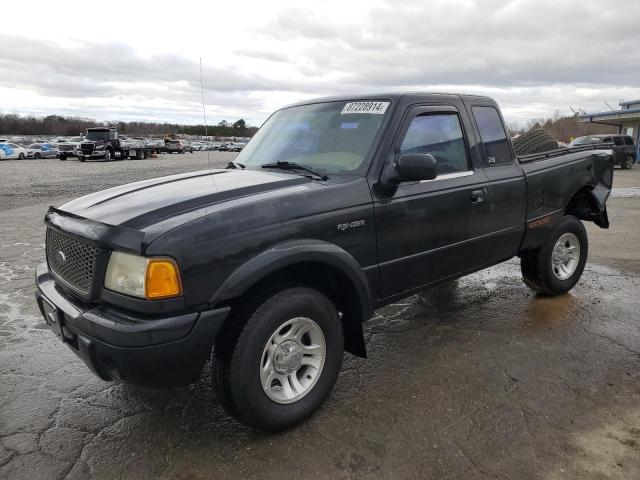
507,112 -> 617,142
0,114 -> 258,138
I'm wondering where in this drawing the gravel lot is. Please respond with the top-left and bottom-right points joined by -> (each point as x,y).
1,153 -> 640,479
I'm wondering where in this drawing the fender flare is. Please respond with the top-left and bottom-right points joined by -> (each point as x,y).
210,239 -> 374,323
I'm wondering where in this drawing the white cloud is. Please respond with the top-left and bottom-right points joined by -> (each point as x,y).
1,0 -> 639,126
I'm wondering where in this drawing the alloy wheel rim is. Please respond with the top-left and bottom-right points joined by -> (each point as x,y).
260,317 -> 326,404
551,232 -> 580,280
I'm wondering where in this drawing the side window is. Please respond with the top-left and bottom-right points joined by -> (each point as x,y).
472,106 -> 513,164
624,136 -> 634,146
399,113 -> 470,174
613,137 -> 624,146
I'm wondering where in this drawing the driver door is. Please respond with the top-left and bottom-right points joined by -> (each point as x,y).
374,105 -> 492,299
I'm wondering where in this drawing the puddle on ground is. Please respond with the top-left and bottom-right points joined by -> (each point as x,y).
524,293 -> 583,329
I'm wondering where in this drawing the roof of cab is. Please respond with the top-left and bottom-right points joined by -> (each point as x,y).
282,92 -> 494,109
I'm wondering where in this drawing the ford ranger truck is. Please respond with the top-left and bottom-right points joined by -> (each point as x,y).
36,93 -> 613,432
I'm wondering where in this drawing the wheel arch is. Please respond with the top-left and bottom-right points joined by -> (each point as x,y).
564,184 -> 609,228
210,239 -> 374,358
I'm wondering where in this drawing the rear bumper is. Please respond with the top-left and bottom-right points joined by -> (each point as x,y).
35,262 -> 230,387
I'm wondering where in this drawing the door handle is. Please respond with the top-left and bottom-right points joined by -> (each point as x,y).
470,189 -> 484,204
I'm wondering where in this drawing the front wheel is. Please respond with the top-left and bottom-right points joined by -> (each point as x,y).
18,153 -> 25,160
104,149 -> 111,162
521,215 -> 588,295
59,154 -> 67,161
213,286 -> 344,432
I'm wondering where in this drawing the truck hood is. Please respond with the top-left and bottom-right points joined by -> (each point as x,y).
59,169 -> 311,231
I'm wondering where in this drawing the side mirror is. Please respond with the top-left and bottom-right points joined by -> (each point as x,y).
395,153 -> 438,182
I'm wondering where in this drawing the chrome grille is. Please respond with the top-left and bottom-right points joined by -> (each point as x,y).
46,228 -> 100,295
80,143 -> 94,153
58,144 -> 74,151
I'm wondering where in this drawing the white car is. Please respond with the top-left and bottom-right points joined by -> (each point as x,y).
0,142 -> 27,160
26,143 -> 58,159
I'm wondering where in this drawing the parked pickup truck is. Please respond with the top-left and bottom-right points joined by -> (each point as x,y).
36,93 -> 613,432
57,136 -> 84,161
77,128 -> 152,161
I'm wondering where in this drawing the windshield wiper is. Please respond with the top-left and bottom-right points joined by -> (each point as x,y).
261,161 -> 328,180
226,161 -> 245,169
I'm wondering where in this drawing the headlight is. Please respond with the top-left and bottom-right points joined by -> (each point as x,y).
95,144 -> 105,150
104,251 -> 182,300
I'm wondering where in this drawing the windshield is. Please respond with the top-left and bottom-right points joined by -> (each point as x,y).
86,130 -> 109,141
570,136 -> 601,146
235,100 -> 390,175
69,137 -> 82,142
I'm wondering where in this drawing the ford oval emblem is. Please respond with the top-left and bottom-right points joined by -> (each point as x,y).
55,251 -> 67,265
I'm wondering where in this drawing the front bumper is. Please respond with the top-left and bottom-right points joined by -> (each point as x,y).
35,262 -> 230,387
78,150 -> 106,159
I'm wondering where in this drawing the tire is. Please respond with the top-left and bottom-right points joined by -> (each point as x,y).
78,155 -> 85,162
18,153 -> 25,160
213,286 -> 344,432
621,155 -> 634,170
136,150 -> 144,160
59,154 -> 67,161
34,153 -> 41,159
520,215 -> 588,295
104,149 -> 111,162
512,128 -> 559,156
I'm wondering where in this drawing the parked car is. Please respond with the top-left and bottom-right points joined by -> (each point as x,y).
26,143 -> 58,159
165,140 -> 183,153
36,93 -> 613,432
569,134 -> 636,169
0,142 -> 27,160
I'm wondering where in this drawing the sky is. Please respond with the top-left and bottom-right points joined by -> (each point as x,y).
1,0 -> 639,128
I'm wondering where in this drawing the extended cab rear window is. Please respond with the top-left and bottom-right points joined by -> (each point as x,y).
471,106 -> 513,164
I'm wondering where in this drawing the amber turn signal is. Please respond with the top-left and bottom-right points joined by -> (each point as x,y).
145,259 -> 183,300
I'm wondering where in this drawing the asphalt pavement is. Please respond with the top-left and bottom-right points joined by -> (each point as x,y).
1,152 -> 639,479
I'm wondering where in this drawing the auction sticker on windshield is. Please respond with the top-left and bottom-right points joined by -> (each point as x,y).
341,101 -> 389,114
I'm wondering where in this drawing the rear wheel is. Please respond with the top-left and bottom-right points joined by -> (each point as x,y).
34,152 -> 41,159
521,215 -> 588,295
213,286 -> 344,432
136,150 -> 144,160
621,155 -> 635,169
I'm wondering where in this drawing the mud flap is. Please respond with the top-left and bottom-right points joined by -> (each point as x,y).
594,205 -> 609,229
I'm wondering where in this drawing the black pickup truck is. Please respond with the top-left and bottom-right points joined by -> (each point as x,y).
77,128 -> 152,161
36,93 -> 613,431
